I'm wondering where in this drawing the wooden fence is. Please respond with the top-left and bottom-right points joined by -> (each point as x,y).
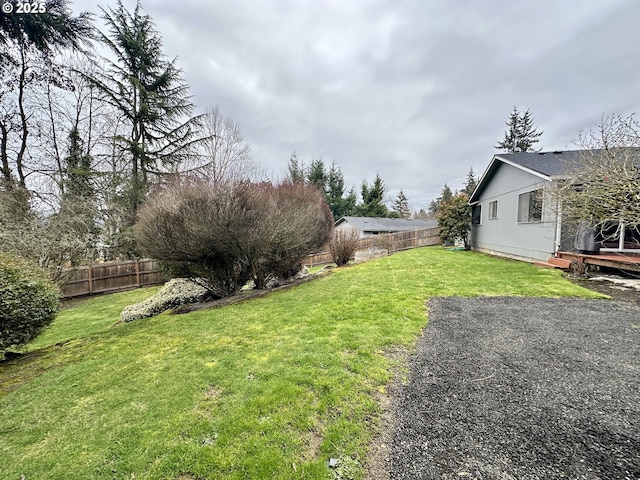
59,226 -> 440,298
304,226 -> 440,267
60,259 -> 165,299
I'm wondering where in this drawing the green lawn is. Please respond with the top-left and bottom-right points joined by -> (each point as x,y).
0,248 -> 604,480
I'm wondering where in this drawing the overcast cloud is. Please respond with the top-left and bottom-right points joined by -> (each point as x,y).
73,0 -> 640,211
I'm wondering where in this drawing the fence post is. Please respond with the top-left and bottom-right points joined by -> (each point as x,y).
135,260 -> 141,287
88,265 -> 93,294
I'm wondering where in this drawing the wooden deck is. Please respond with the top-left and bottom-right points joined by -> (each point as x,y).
553,251 -> 640,273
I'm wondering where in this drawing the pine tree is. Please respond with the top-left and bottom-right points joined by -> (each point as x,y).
413,208 -> 432,220
495,107 -> 543,153
392,190 -> 411,219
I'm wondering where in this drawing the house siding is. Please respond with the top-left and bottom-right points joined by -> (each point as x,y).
470,162 -> 559,262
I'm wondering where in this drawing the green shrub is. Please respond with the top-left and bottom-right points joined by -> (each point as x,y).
0,253 -> 60,355
120,278 -> 210,322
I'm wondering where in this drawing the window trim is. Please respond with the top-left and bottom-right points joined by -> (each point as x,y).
488,200 -> 498,220
517,188 -> 543,223
471,204 -> 482,225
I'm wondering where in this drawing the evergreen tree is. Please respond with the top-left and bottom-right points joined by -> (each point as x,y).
57,127 -> 97,264
437,192 -> 471,249
306,158 -> 326,190
91,0 -> 203,224
62,127 -> 93,199
287,150 -> 305,183
495,107 -> 543,153
413,208 -> 432,220
326,162 -> 355,219
0,0 -> 92,66
392,190 -> 411,219
356,174 -> 389,217
463,168 -> 478,196
429,184 -> 453,215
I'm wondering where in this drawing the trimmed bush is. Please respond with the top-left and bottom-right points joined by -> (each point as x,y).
120,278 -> 210,322
0,253 -> 60,355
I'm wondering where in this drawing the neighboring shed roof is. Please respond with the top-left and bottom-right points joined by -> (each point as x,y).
336,216 -> 437,232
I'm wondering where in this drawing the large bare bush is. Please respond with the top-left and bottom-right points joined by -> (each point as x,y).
134,178 -> 333,297
250,182 -> 333,287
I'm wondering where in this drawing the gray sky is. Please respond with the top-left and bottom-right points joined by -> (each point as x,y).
74,0 -> 640,211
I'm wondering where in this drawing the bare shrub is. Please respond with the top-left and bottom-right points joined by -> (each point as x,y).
246,181 -> 333,287
134,178 -> 333,297
134,179 -> 256,297
330,229 -> 360,266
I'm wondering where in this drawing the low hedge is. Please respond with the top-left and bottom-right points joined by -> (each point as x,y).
0,253 -> 60,355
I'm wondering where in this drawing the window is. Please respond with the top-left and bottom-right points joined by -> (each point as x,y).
517,189 -> 543,223
488,200 -> 498,219
472,204 -> 481,225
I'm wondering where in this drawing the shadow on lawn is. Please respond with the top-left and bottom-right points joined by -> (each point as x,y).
0,340 -> 88,397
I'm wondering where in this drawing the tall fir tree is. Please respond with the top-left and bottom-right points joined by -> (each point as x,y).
306,158 -> 326,191
429,184 -> 453,215
392,190 -> 411,219
287,150 -> 305,183
326,162 -> 356,219
463,167 -> 478,196
91,0 -> 203,224
357,174 -> 389,217
495,107 -> 543,153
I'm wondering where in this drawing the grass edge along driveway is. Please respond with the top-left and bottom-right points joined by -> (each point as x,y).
0,247 -> 603,480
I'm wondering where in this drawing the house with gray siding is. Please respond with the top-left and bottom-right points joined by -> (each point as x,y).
470,149 -> 640,263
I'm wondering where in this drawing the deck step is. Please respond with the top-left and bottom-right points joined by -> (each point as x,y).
533,261 -> 560,269
548,257 -> 572,269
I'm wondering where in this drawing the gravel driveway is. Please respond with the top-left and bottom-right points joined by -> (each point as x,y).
389,297 -> 640,480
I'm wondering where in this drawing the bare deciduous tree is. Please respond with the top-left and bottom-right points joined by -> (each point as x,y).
555,114 -> 640,248
196,106 -> 255,184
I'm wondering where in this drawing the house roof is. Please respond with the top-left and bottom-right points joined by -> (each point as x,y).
493,150 -> 584,178
469,148 -> 640,203
335,216 -> 437,232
